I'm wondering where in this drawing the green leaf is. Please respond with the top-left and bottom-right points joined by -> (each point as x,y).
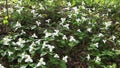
71,0 -> 75,6
60,61 -> 67,68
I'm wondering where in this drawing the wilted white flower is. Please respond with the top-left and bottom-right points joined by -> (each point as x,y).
62,56 -> 68,62
31,33 -> 38,38
54,54 -> 59,58
69,36 -> 76,42
37,58 -> 46,67
62,35 -> 67,40
0,64 -> 5,68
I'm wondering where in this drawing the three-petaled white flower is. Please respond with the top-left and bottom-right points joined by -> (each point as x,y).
48,45 -> 55,52
61,18 -> 66,24
37,58 -> 46,67
62,56 -> 68,62
36,21 -> 41,26
31,33 -> 38,38
53,30 -> 59,36
54,54 -> 60,58
15,21 -> 21,28
95,56 -> 101,62
87,28 -> 92,32
62,35 -> 67,40
94,43 -> 99,48
25,55 -> 33,63
69,36 -> 76,42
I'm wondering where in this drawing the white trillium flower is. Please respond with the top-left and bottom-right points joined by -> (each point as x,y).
104,21 -> 112,29
67,2 -> 71,6
53,30 -> 59,36
62,56 -> 68,62
48,45 -> 55,52
45,32 -> 52,38
95,56 -> 101,62
61,18 -> 66,24
0,64 -> 5,68
87,54 -> 90,60
103,39 -> 106,43
98,33 -> 104,37
8,51 -> 13,56
45,19 -> 51,23
76,18 -> 81,22
21,30 -> 26,34
69,36 -> 76,42
37,58 -> 46,67
25,55 -> 33,63
16,21 -> 21,28
63,24 -> 69,29
77,29 -> 81,32
87,28 -> 92,32
31,33 -> 38,38
36,21 -> 41,26
54,54 -> 59,58
94,43 -> 99,48
62,35 -> 67,40
73,7 -> 78,14
81,17 -> 87,21
42,41 -> 49,49
112,35 -> 116,40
